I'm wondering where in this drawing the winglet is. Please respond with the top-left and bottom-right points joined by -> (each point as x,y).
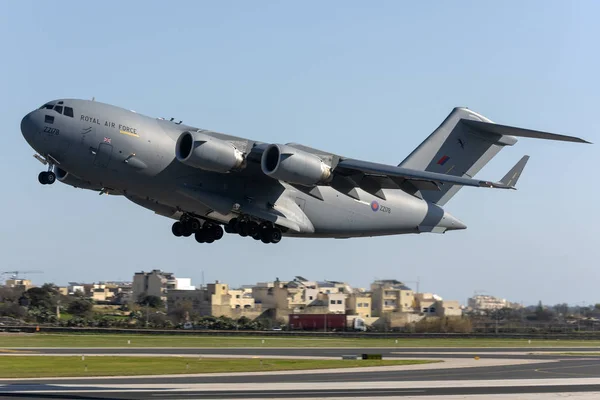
500,155 -> 530,188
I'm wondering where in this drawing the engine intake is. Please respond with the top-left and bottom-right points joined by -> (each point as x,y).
261,144 -> 331,186
176,131 -> 244,173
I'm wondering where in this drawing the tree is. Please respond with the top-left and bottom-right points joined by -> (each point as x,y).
532,301 -> 553,321
67,298 -> 93,317
137,295 -> 164,309
0,303 -> 27,319
25,287 -> 54,311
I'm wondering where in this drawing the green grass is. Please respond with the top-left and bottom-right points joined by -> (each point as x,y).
0,356 -> 436,378
2,334 -> 600,348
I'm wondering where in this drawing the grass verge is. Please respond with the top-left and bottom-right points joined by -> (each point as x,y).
1,334 -> 600,348
0,356 -> 437,378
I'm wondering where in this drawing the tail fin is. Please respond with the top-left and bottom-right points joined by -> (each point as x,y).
399,108 -> 588,205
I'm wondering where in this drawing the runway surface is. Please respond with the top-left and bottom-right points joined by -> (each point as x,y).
2,347 -> 600,399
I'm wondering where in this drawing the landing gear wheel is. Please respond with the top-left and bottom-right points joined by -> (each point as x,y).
172,222 -> 183,237
195,231 -> 206,243
226,218 -> 239,234
238,221 -> 249,237
269,228 -> 282,244
252,232 -> 262,240
213,225 -> 224,241
189,219 -> 201,232
38,172 -> 48,185
181,224 -> 192,237
46,171 -> 56,184
248,221 -> 259,237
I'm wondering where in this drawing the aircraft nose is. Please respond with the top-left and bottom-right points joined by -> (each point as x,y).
20,112 -> 37,144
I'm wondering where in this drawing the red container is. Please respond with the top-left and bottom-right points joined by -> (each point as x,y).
288,314 -> 346,331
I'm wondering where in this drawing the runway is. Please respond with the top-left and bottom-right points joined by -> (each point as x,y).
2,347 -> 600,399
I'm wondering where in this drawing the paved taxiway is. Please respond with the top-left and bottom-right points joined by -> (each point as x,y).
3,347 -> 600,399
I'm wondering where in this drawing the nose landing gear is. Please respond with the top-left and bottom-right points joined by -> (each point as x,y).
38,171 -> 56,185
35,154 -> 57,185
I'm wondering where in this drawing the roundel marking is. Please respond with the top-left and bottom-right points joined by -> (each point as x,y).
370,200 -> 380,212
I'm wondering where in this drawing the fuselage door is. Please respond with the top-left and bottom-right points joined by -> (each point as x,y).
94,143 -> 113,168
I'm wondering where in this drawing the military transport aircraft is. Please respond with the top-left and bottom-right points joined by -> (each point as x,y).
20,99 -> 589,244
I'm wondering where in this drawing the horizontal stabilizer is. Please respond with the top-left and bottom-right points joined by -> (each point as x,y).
462,119 -> 592,144
500,155 -> 530,188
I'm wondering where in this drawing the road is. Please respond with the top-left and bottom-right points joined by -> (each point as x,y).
2,347 -> 600,399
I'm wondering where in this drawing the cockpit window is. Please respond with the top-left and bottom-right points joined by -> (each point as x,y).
64,107 -> 74,118
39,104 -> 53,110
54,105 -> 63,114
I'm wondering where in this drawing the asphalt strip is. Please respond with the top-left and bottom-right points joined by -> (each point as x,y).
0,357 -> 554,382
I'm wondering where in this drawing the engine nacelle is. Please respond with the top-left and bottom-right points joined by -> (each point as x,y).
175,131 -> 244,173
55,168 -> 103,191
261,144 -> 332,186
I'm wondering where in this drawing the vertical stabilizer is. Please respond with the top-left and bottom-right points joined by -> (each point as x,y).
399,108 -> 516,205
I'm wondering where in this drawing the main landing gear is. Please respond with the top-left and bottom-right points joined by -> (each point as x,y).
171,217 -> 224,244
225,218 -> 282,244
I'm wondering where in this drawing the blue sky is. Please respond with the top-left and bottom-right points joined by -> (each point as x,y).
1,1 -> 598,306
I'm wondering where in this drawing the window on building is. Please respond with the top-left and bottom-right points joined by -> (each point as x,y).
430,307 -> 436,312
309,296 -> 313,300
222,286 -> 226,291
236,295 -> 240,298
330,300 -> 335,305
423,307 -> 428,312
336,300 -> 342,304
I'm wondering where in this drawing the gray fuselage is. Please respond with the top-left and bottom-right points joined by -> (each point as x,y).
20,99 -> 464,239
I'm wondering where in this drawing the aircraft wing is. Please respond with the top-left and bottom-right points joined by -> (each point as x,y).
334,158 -> 515,191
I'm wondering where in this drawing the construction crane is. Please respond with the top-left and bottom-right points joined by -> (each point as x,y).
1,270 -> 43,282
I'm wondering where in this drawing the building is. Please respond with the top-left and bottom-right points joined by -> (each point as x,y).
415,293 -> 463,317
5,279 -> 34,291
229,288 -> 255,310
167,281 -> 262,318
468,295 -> 513,311
346,293 -> 372,318
132,270 -> 193,302
370,280 -> 415,316
326,293 -> 346,313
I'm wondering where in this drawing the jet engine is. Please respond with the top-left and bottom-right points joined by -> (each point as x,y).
261,144 -> 332,186
175,131 -> 244,173
55,168 -> 103,191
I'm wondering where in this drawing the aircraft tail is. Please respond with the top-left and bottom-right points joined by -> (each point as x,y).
399,107 -> 589,206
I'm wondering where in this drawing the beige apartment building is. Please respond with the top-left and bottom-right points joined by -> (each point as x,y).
5,279 -> 34,291
346,293 -> 372,318
133,270 -> 194,302
167,281 -> 261,318
370,280 -> 415,316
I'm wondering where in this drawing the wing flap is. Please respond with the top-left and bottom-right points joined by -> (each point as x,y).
336,158 -> 512,190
